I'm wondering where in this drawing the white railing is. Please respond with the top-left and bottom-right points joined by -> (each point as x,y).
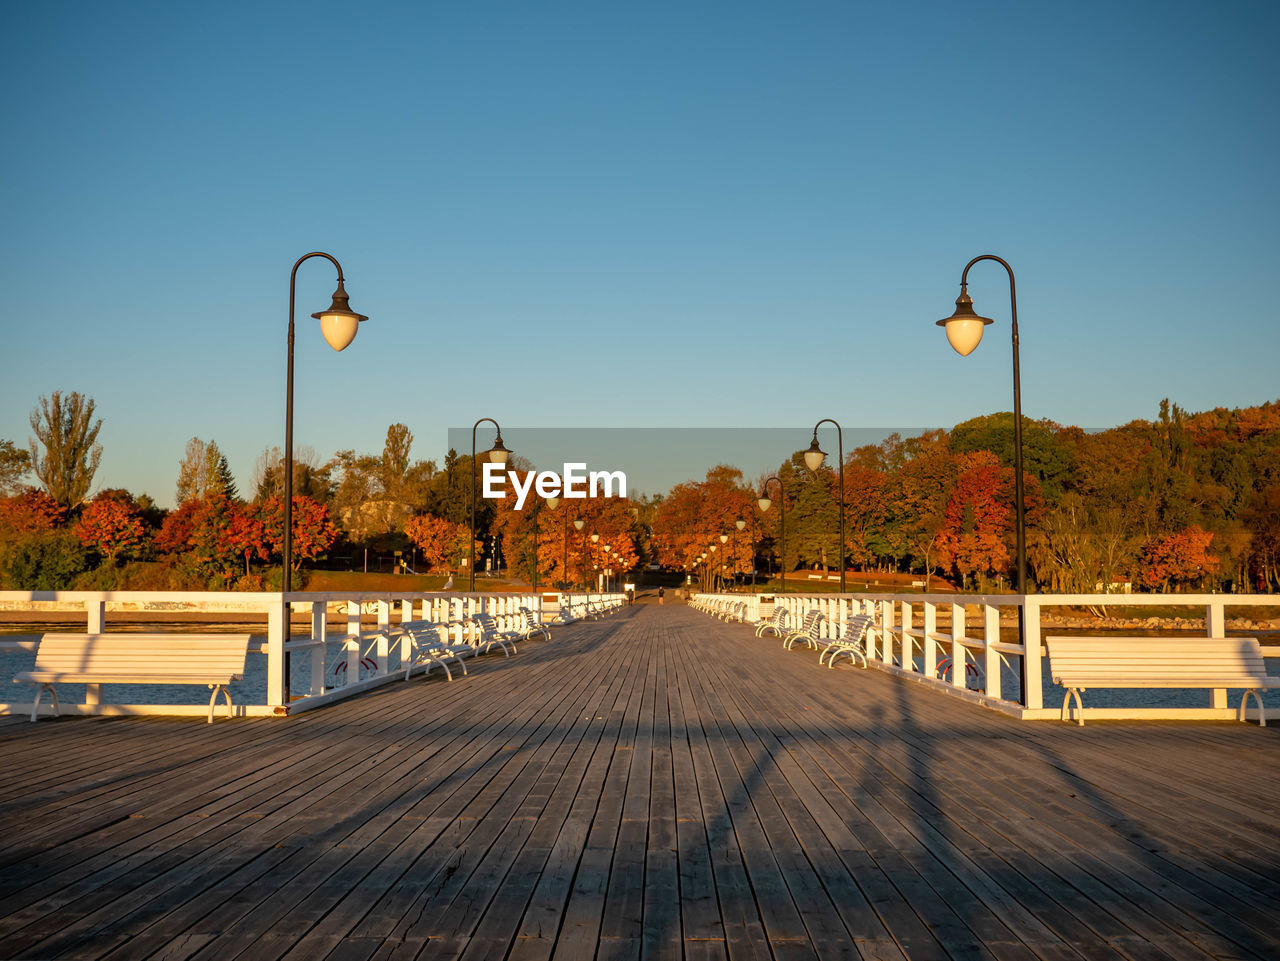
0,589 -> 624,718
691,591 -> 1278,721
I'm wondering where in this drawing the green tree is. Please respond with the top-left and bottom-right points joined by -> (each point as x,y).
176,438 -> 239,504
0,531 -> 88,589
28,391 -> 102,508
951,412 -> 1072,502
0,440 -> 32,495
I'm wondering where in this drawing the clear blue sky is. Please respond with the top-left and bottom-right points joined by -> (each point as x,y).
3,0 -> 1277,508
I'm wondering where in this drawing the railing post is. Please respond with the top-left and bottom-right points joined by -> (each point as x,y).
346,600 -> 361,684
376,599 -> 391,678
950,602 -> 966,689
267,600 -> 286,708
901,601 -> 914,672
922,602 -> 937,678
310,601 -> 326,695
983,604 -> 1001,700
1208,598 -> 1227,709
87,597 -> 105,634
1022,598 -> 1043,710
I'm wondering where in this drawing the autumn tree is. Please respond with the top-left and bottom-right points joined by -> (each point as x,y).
28,391 -> 102,508
254,495 -> 338,572
842,462 -> 888,570
1138,526 -> 1220,592
934,451 -> 1013,589
878,431 -> 958,587
0,489 -> 65,534
651,466 -> 757,586
153,500 -> 201,555
404,513 -> 474,572
76,493 -> 148,564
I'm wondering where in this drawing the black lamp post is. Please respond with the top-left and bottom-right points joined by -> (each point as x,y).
759,475 -> 785,593
804,419 -> 845,593
590,530 -> 600,591
574,517 -> 585,589
718,533 -> 729,590
541,492 -> 563,592
283,252 -> 367,704
284,252 -> 368,594
530,499 -> 542,594
935,253 -> 1029,695
734,514 -> 745,591
469,418 -> 511,592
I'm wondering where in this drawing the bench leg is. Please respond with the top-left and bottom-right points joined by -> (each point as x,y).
30,684 -> 59,722
208,685 -> 233,723
1061,688 -> 1084,726
1239,689 -> 1266,726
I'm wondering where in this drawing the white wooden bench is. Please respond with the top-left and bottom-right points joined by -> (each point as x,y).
818,614 -> 874,669
14,633 -> 252,723
1046,636 -> 1278,726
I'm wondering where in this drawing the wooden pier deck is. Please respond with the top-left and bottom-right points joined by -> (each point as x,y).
1,604 -> 1277,961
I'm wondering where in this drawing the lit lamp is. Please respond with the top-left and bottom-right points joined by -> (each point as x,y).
935,253 -> 1029,697
282,252 -> 368,705
803,419 -> 845,593
469,418 -> 511,592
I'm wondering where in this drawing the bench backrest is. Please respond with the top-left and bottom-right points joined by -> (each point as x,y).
34,633 -> 251,679
844,614 -> 873,640
1046,636 -> 1267,686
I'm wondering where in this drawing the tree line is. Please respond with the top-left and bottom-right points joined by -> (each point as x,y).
650,400 -> 1280,593
2,391 -> 1277,593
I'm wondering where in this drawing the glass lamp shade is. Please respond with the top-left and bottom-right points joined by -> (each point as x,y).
488,433 -> 511,465
591,532 -> 600,543
936,289 -> 993,357
710,544 -> 717,553
735,516 -> 746,531
546,495 -> 560,510
603,544 -> 611,553
312,280 -> 368,352
758,496 -> 772,512
719,533 -> 728,544
804,436 -> 826,472
574,518 -> 585,531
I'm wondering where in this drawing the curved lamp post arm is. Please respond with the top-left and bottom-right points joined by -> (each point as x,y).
811,419 -> 845,594
470,417 -> 504,592
760,475 -> 785,594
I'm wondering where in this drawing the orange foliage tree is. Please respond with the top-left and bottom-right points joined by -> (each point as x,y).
491,478 -> 641,589
76,494 -> 147,563
1138,526 -> 1220,591
254,495 -> 338,572
651,466 -> 758,587
933,452 -> 1011,587
0,489 -> 65,534
404,513 -> 474,572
